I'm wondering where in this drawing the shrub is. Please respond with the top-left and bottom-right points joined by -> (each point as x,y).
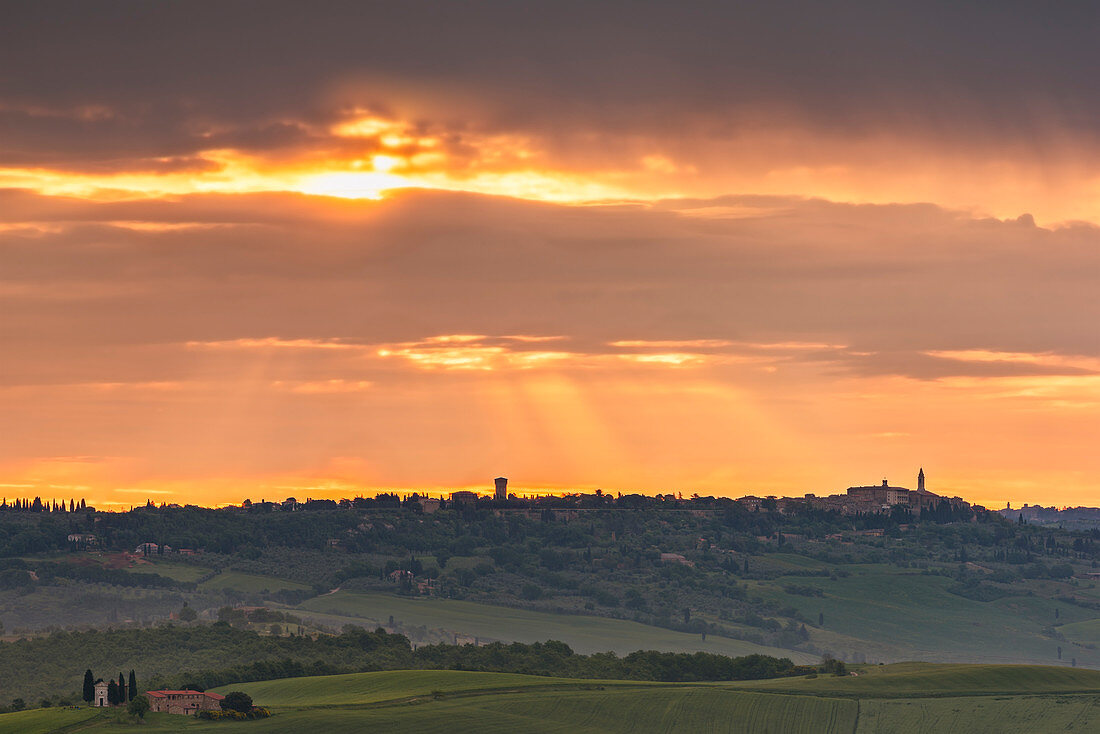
198,706 -> 271,721
220,691 -> 253,713
128,696 -> 150,719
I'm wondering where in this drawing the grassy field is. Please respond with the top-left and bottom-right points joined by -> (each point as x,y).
746,565 -> 1100,667
734,662 -> 1100,696
296,590 -> 816,661
4,665 -> 1100,733
126,560 -> 213,583
199,571 -> 311,593
211,669 -> 613,707
858,695 -> 1100,733
1057,618 -> 1100,646
228,687 -> 857,734
0,707 -> 100,734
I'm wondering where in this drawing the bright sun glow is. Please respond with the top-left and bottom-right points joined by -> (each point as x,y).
297,171 -> 414,200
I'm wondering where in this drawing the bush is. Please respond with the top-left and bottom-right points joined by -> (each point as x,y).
199,706 -> 271,721
520,583 -> 543,600
220,690 -> 253,713
128,696 -> 150,719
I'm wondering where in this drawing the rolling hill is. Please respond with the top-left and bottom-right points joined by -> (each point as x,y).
2,664 -> 1097,733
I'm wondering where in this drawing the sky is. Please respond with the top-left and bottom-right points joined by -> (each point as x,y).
4,2 -> 1100,509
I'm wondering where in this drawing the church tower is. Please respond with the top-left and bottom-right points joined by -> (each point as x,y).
917,467 -> 925,492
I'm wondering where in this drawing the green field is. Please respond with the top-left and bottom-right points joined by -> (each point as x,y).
735,662 -> 1100,696
199,571 -> 311,593
746,566 -> 1100,667
3,665 -> 1098,733
1058,618 -> 1100,646
213,669 -> 609,707
296,590 -> 815,661
127,560 -> 213,583
858,696 -> 1100,733
0,707 -> 100,734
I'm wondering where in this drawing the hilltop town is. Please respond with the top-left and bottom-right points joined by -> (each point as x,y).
398,469 -> 975,522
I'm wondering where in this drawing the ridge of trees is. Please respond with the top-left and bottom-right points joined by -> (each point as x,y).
0,623 -> 802,703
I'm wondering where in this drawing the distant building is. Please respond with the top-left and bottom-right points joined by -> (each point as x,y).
67,533 -> 98,548
494,477 -> 508,501
846,479 -> 911,507
450,490 -> 479,505
417,497 -> 441,514
738,468 -> 966,517
93,680 -> 109,707
846,470 -> 942,511
144,690 -> 225,715
659,552 -> 694,567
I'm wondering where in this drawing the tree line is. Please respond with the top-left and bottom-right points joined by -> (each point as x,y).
1,622 -> 807,703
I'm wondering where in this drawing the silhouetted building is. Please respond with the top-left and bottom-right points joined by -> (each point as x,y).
450,490 -> 479,505
846,478 -> 911,507
494,476 -> 508,501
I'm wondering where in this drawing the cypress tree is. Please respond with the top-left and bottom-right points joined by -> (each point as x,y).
82,670 -> 95,703
107,680 -> 118,706
118,672 -> 126,703
129,670 -> 136,701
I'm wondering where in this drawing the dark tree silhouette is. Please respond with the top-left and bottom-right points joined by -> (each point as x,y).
82,669 -> 95,703
128,669 -> 136,701
220,691 -> 253,713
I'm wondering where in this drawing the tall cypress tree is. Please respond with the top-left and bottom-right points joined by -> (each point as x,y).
128,670 -> 136,702
107,680 -> 118,706
118,672 -> 126,703
82,669 -> 95,703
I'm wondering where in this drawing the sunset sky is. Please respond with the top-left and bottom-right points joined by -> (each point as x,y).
4,2 -> 1100,509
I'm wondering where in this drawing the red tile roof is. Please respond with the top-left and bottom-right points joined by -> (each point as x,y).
144,689 -> 225,700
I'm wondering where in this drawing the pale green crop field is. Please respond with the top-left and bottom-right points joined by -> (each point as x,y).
746,566 -> 1100,666
199,571 -> 311,593
1058,618 -> 1100,645
126,561 -> 213,583
209,668 -> 617,708
297,589 -> 816,661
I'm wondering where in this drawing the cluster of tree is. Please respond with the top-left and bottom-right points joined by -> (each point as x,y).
214,606 -> 302,629
411,639 -> 797,682
1,623 -> 806,702
198,691 -> 270,721
39,561 -> 186,590
0,498 -> 87,513
81,668 -> 136,705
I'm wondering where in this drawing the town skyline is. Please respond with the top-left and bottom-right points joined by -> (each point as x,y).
0,466 -> 1079,514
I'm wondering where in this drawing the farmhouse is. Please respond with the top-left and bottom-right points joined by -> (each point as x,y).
144,689 -> 225,715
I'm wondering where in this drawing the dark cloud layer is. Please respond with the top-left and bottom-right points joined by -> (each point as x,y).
3,2 -> 1100,167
